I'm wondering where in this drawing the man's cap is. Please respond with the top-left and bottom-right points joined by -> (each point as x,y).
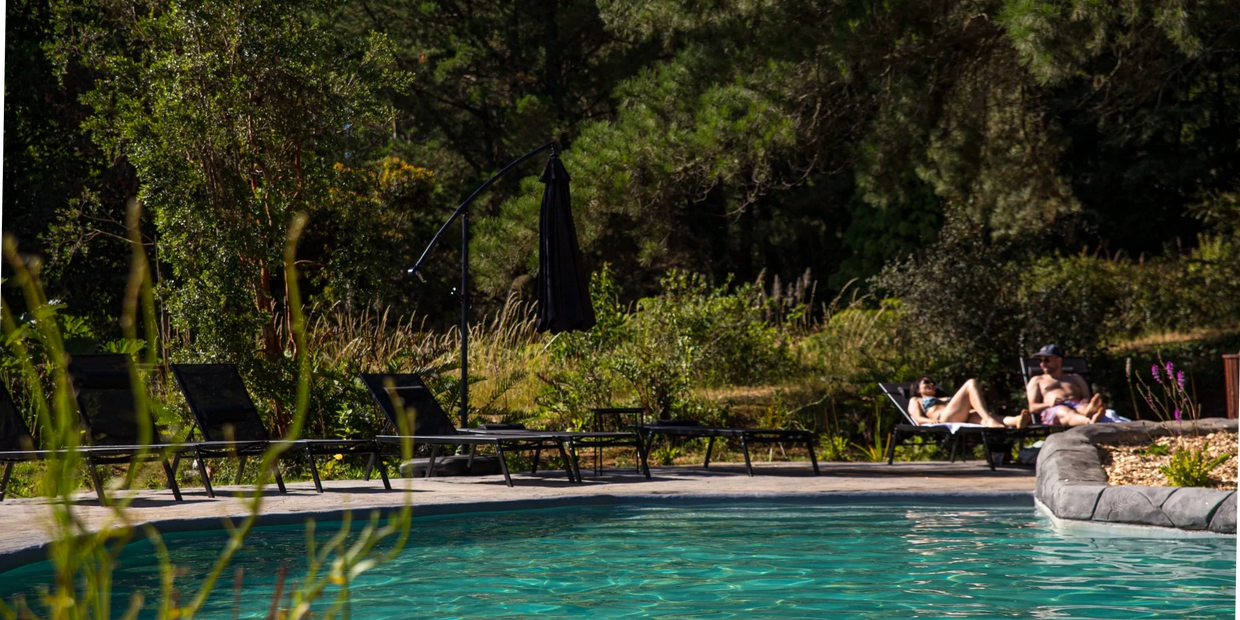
1033,344 -> 1065,358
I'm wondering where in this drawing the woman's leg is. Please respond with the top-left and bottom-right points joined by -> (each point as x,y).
941,380 -> 1005,428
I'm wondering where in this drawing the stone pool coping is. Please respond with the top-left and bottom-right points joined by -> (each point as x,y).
1035,418 -> 1237,534
0,460 -> 1034,573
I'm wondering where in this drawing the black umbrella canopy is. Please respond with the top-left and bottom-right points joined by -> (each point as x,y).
535,154 -> 596,334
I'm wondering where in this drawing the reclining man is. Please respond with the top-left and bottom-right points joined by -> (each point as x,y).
1026,344 -> 1105,426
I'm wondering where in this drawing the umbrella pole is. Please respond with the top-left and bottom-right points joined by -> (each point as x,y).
460,210 -> 469,430
406,140 -> 558,429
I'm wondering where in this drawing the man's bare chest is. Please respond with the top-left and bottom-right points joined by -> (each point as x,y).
1039,377 -> 1081,396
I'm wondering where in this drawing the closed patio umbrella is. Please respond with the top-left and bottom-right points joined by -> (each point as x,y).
535,154 -> 595,334
407,141 -> 593,426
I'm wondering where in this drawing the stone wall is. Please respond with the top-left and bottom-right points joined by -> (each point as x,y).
1035,418 -> 1237,534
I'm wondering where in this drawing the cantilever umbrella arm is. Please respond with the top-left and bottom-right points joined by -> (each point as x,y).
407,140 -> 557,279
406,140 -> 558,429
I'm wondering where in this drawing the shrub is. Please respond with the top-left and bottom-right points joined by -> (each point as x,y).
1160,448 -> 1232,488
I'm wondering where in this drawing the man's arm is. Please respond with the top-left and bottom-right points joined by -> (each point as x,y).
1071,374 -> 1092,400
1026,377 -> 1053,415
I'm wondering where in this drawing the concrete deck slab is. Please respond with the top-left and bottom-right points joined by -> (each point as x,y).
0,461 -> 1033,571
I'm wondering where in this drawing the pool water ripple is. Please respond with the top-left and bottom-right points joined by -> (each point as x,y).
0,504 -> 1234,619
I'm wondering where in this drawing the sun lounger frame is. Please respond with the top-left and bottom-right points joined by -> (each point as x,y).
631,422 -> 819,477
172,363 -> 391,496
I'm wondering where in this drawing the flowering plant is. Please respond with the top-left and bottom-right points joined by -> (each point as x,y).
1126,356 -> 1201,428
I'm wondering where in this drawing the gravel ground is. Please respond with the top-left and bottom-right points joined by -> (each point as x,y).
1099,431 -> 1238,490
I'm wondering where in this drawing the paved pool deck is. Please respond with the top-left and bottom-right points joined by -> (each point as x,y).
0,461 -> 1033,571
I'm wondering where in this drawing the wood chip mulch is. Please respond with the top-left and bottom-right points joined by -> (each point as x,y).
1098,431 -> 1238,490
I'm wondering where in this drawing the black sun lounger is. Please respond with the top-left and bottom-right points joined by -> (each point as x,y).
359,373 -> 574,487
631,419 -> 819,477
468,422 -> 651,481
879,382 -> 991,467
172,363 -> 390,496
67,354 -> 192,503
879,381 -> 1058,470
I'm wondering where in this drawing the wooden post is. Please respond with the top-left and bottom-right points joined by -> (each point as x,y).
1224,353 -> 1238,419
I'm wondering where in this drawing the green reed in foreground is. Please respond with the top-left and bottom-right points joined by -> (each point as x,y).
0,205 -> 413,619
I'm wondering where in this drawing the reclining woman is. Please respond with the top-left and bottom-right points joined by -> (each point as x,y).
908,376 -> 1031,429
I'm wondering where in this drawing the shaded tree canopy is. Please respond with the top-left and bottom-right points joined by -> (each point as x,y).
5,0 -> 1239,337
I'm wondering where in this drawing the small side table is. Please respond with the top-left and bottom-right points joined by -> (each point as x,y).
590,407 -> 646,475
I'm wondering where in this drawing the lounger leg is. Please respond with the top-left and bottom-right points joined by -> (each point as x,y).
467,444 -> 478,472
426,445 -> 440,478
162,459 -> 184,502
555,441 -> 577,483
638,434 -> 652,480
235,456 -> 248,486
948,435 -> 959,463
196,447 -> 215,498
640,430 -> 654,475
375,452 -> 391,490
567,441 -> 584,482
89,461 -> 108,505
495,443 -> 513,487
982,432 -> 996,471
703,436 -> 715,468
273,464 -> 287,493
0,462 -> 13,501
531,449 -> 541,475
307,447 -> 324,493
740,434 -> 754,477
363,454 -> 374,481
886,429 -> 900,465
807,436 -> 820,476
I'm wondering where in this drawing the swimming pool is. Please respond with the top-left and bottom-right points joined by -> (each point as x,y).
1,502 -> 1234,618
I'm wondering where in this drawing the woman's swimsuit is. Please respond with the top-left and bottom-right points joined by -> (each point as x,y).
920,397 -> 948,421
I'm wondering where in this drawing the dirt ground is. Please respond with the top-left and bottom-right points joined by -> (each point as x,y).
1098,431 -> 1238,490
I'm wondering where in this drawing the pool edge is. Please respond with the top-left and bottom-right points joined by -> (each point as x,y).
1035,497 -> 1235,539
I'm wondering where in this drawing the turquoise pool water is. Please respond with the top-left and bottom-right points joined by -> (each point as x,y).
1,503 -> 1234,619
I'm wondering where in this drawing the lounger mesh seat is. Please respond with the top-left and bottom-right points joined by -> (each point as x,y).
173,363 -> 390,496
68,354 -> 189,502
631,419 -> 819,477
360,373 -> 575,486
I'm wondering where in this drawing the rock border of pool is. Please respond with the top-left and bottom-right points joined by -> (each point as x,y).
1035,418 -> 1237,534
0,489 -> 1034,574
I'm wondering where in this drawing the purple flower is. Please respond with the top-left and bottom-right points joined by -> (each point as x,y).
1165,361 -> 1175,377
1174,409 -> 1182,422
1176,371 -> 1186,390
1151,365 -> 1162,383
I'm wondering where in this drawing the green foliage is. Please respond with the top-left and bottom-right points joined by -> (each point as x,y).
879,220 -> 1240,410
541,265 -> 801,420
875,222 -> 1026,382
1137,444 -> 1171,457
818,435 -> 850,462
1160,448 -> 1232,488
